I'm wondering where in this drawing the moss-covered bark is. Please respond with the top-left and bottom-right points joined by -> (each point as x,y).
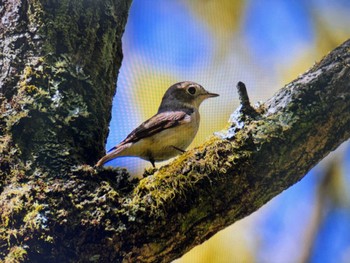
0,0 -> 131,170
0,0 -> 132,262
0,1 -> 349,262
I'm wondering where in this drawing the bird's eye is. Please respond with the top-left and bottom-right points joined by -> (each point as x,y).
187,86 -> 196,95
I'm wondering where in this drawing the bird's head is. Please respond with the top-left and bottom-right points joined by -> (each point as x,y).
158,81 -> 219,111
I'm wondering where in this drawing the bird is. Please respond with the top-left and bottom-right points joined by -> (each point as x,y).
95,81 -> 219,167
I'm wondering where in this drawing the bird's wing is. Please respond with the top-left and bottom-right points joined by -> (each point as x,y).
97,111 -> 191,167
109,111 -> 190,151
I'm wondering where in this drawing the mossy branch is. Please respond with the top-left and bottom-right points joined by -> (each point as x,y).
0,1 -> 349,262
113,39 -> 350,262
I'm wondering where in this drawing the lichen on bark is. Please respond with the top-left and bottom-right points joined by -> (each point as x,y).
0,0 -> 349,262
1,0 -> 131,171
0,0 -> 132,262
107,40 -> 350,262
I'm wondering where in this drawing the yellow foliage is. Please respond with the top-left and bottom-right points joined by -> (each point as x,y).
184,0 -> 246,58
175,221 -> 255,263
128,70 -> 176,121
185,0 -> 245,36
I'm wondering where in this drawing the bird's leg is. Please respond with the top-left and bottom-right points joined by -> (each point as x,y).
149,157 -> 155,168
172,145 -> 186,153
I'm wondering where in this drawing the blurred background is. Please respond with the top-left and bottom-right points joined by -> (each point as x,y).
106,0 -> 350,262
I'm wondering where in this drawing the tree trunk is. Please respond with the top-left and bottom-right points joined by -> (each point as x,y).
0,0 -> 132,261
0,0 -> 131,169
1,1 -> 349,262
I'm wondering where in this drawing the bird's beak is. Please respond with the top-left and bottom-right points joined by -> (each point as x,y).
205,92 -> 219,98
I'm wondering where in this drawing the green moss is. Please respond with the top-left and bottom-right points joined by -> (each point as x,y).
89,254 -> 101,263
124,138 -> 237,219
0,0 -> 133,260
23,202 -> 44,230
180,206 -> 210,233
5,246 -> 27,262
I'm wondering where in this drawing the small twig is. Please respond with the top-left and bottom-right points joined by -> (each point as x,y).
237,81 -> 250,108
236,81 -> 258,118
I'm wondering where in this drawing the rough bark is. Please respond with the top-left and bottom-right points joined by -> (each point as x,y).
0,0 -> 132,261
0,0 -> 131,169
0,1 -> 349,262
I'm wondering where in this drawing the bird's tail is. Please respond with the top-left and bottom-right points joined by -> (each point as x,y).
95,144 -> 128,167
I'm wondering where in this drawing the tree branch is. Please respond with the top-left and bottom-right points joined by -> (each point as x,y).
0,1 -> 349,262
114,40 -> 350,262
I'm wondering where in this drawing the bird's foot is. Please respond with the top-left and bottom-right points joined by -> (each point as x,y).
143,166 -> 158,177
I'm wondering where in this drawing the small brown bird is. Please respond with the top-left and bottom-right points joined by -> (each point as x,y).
96,81 -> 219,167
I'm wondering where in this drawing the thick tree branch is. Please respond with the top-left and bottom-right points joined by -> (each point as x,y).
114,40 -> 350,262
0,1 -> 349,262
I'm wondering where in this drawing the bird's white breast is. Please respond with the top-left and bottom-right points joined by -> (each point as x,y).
123,110 -> 200,161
